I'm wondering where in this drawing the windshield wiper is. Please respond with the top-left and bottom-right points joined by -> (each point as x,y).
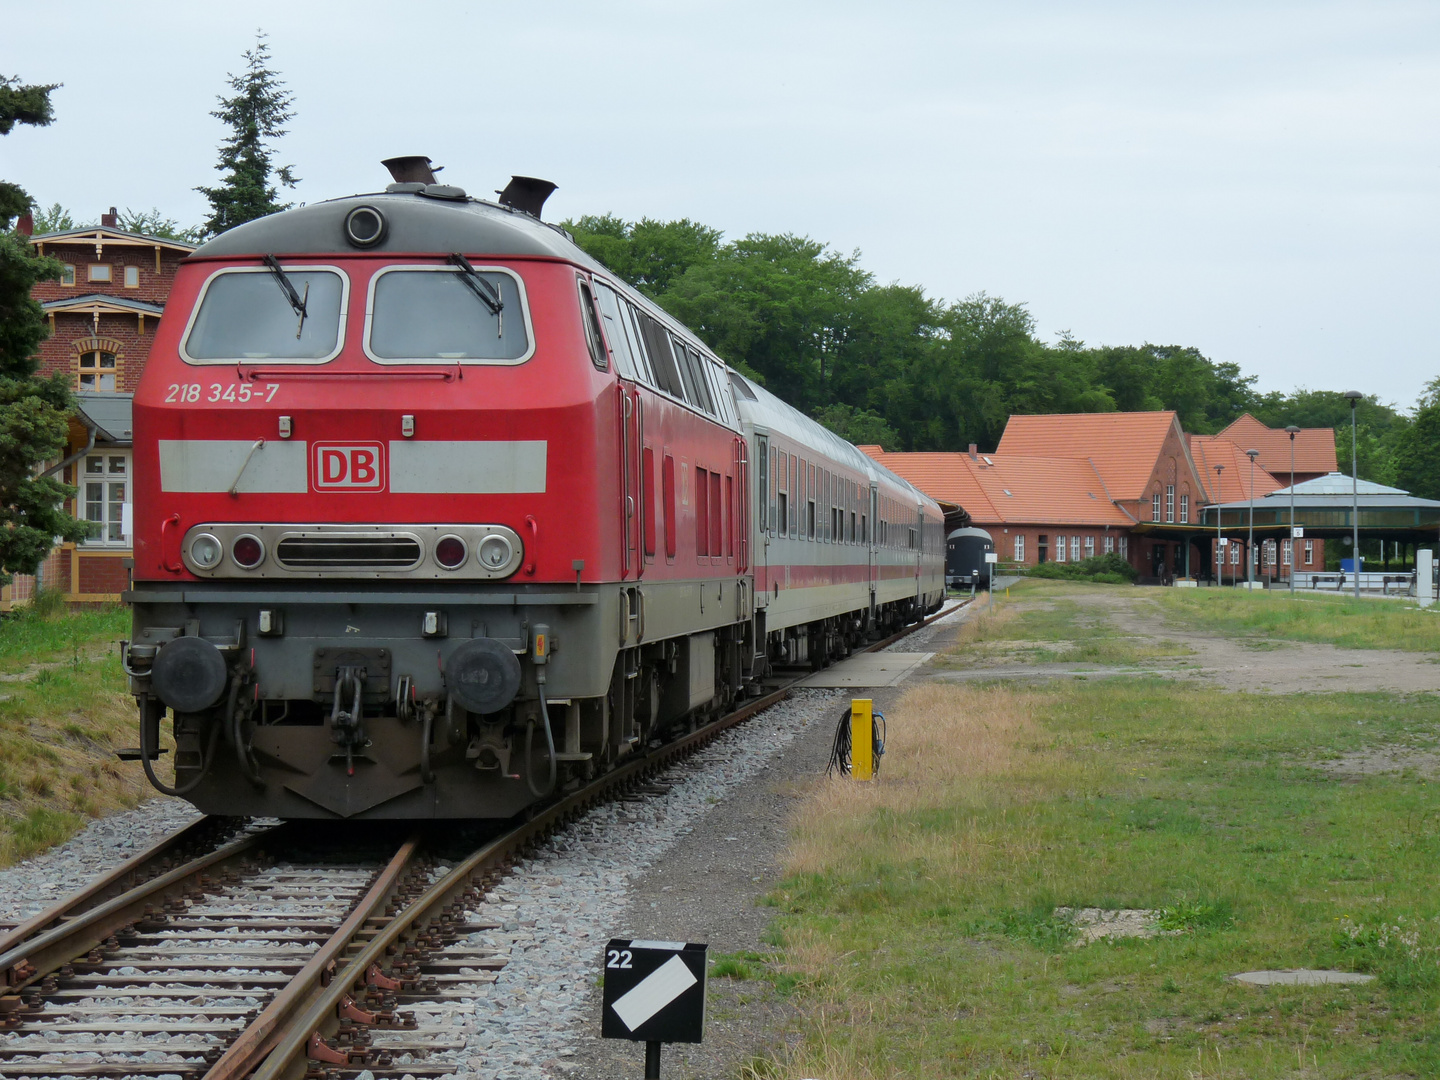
263,254 -> 310,339
448,253 -> 504,337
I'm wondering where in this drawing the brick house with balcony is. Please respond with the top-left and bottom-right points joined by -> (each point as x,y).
1,210 -> 196,607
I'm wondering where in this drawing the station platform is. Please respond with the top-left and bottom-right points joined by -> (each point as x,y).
797,651 -> 934,688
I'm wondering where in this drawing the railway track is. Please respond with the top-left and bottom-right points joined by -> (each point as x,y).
0,599 -> 965,1080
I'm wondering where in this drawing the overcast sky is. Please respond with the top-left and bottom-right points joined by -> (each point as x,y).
6,1 -> 1436,409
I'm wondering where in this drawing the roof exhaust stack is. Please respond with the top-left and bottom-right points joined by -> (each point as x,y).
497,176 -> 557,220
968,443 -> 978,460
382,156 -> 440,185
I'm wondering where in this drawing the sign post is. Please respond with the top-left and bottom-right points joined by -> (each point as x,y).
985,551 -> 999,613
602,939 -> 707,1077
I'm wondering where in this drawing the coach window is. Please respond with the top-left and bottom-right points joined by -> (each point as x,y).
593,282 -> 637,379
185,266 -> 346,363
789,456 -> 798,539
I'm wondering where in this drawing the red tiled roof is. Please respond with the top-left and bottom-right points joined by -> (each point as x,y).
860,449 -> 1133,527
995,412 -> 1179,501
1216,414 -> 1337,477
1188,436 -> 1283,503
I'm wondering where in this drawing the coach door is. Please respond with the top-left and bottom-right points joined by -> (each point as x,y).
622,388 -> 643,578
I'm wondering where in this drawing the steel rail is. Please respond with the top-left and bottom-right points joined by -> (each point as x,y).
203,835 -> 420,1080
0,814 -> 224,957
0,823 -> 287,994
241,597 -> 967,1080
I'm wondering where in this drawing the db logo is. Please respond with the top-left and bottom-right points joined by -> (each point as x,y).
311,442 -> 386,491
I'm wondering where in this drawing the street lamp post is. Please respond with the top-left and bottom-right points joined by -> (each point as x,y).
1286,425 -> 1300,596
1214,464 -> 1225,586
1246,449 -> 1260,588
1344,391 -> 1362,599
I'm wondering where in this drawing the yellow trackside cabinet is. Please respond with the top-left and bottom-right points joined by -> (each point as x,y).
851,698 -> 873,781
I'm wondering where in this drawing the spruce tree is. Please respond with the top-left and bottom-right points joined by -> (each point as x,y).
0,75 -> 88,581
195,32 -> 298,238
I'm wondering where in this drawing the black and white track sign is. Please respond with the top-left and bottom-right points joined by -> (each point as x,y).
601,939 -> 707,1043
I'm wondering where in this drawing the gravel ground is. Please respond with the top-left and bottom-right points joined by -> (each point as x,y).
0,798 -> 201,924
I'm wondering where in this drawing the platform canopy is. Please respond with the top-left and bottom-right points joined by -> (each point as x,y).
1200,472 -> 1440,540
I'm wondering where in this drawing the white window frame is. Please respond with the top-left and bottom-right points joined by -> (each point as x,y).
1014,534 -> 1025,561
1165,485 -> 1175,523
1304,540 -> 1313,566
1282,538 -> 1292,566
1180,494 -> 1189,524
1070,535 -> 1081,561
1152,492 -> 1161,521
1055,535 -> 1067,562
1084,536 -> 1095,559
1119,536 -> 1128,558
1231,542 -> 1241,565
1104,535 -> 1114,555
80,452 -> 131,547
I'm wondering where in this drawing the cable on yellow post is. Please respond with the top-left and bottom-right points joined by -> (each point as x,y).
850,698 -> 873,781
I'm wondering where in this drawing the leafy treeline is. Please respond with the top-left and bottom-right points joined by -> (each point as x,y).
565,215 -> 1438,498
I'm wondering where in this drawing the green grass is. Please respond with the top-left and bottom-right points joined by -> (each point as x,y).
0,602 -> 129,675
0,603 -> 156,864
941,584 -> 1194,668
764,678 -> 1440,1076
1154,586 -> 1440,654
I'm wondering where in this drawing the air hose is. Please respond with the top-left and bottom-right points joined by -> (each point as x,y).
526,677 -> 558,797
140,699 -> 220,797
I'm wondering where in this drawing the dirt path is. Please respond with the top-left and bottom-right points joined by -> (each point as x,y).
937,588 -> 1440,694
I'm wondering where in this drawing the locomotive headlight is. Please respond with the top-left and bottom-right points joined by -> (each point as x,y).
189,533 -> 223,570
477,534 -> 514,571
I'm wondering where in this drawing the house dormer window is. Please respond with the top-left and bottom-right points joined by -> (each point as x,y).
60,264 -> 76,286
88,264 -> 112,283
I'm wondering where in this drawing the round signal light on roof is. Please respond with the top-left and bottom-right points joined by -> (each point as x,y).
344,205 -> 387,248
232,534 -> 266,569
434,535 -> 467,569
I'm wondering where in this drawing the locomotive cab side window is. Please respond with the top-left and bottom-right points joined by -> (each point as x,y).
577,279 -> 609,371
593,281 -> 638,379
183,266 -> 347,364
365,265 -> 532,364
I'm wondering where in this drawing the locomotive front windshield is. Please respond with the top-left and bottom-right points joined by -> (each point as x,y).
368,268 -> 529,362
184,268 -> 345,362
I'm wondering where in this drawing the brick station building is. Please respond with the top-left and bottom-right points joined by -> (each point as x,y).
863,411 -> 1333,583
2,210 -> 196,607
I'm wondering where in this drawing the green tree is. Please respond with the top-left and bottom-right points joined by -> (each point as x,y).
0,76 -> 88,579
116,208 -> 204,244
811,403 -> 900,448
31,202 -> 81,234
195,32 -> 298,238
1392,378 -> 1440,500
565,215 -> 722,298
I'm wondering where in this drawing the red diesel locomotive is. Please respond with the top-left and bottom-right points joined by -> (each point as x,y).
124,159 -> 945,819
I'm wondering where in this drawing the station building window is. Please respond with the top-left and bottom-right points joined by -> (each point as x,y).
88,264 -> 112,283
1054,534 -> 1065,562
82,453 -> 129,545
124,265 -> 140,288
1084,536 -> 1095,558
1165,485 -> 1175,523
77,351 -> 118,391
1304,540 -> 1313,566
1104,535 -> 1114,555
60,264 -> 75,286
1119,536 -> 1128,559
1152,491 -> 1161,521
1014,534 -> 1025,561
1180,494 -> 1189,524
1070,535 -> 1081,561
1282,538 -> 1292,566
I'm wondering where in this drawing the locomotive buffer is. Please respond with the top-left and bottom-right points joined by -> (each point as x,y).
601,939 -> 707,1077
